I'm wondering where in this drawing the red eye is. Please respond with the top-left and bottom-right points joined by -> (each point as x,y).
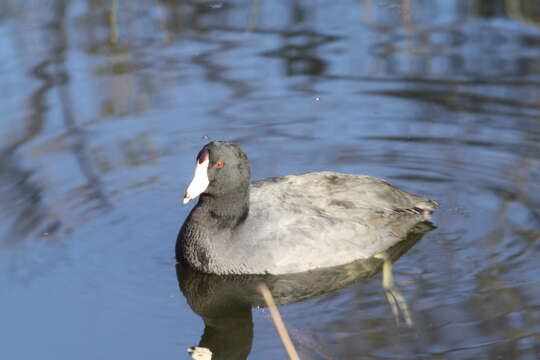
215,161 -> 224,168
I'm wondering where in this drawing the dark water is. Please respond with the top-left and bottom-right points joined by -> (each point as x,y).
1,0 -> 540,359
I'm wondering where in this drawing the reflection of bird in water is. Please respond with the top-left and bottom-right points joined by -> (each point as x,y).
176,222 -> 434,360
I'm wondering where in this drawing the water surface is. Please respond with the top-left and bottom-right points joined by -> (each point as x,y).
1,1 -> 540,359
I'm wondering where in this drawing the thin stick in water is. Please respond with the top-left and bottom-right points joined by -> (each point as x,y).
258,283 -> 301,360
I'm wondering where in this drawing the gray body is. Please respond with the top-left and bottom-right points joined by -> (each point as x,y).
178,171 -> 437,275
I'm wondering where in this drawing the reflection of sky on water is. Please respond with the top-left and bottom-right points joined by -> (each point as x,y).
0,1 -> 539,359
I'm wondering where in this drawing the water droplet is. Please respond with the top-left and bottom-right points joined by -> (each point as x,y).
208,2 -> 223,9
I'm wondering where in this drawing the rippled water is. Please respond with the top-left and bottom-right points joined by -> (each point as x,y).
1,1 -> 540,359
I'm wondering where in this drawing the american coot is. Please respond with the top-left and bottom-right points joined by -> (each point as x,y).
177,141 -> 438,275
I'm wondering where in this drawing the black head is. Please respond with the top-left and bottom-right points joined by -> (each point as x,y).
183,141 -> 251,204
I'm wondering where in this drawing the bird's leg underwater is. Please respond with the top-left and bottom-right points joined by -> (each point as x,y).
374,252 -> 413,327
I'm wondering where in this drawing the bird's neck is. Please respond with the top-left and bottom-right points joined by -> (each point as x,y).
196,188 -> 250,230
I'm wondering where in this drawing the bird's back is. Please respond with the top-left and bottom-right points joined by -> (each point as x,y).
223,172 -> 437,274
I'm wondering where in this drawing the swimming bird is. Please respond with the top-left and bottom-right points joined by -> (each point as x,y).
177,141 -> 438,276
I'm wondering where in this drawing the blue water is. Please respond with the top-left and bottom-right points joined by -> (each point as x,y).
1,1 -> 540,359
